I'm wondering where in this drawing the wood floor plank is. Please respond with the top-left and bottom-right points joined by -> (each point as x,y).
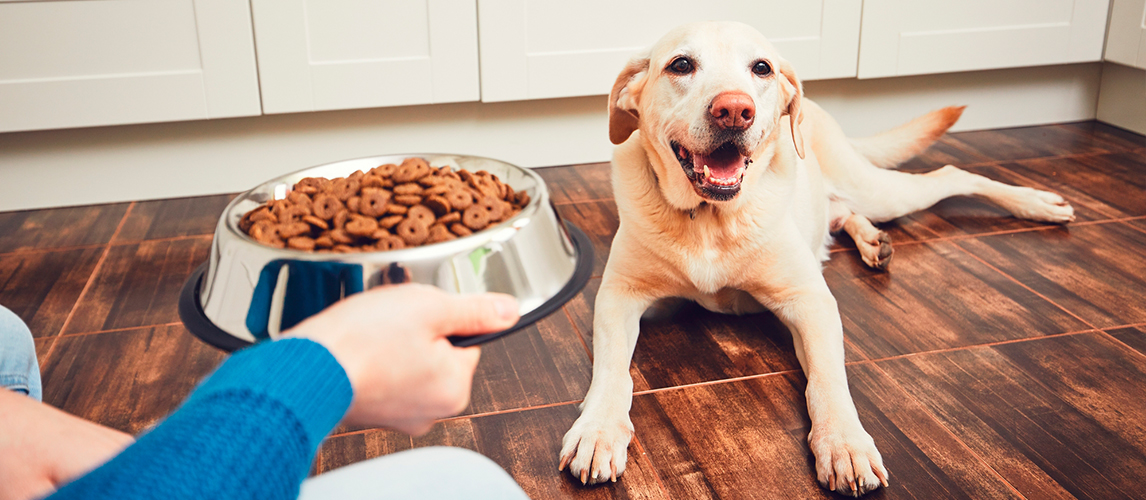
565,278 -> 809,393
114,194 -> 235,242
537,162 -> 613,205
1056,121 -> 1146,152
957,223 -> 1146,329
557,201 -> 619,277
39,324 -> 227,435
1108,325 -> 1146,358
332,302 -> 592,435
948,122 -> 1144,162
631,368 -> 1020,499
63,237 -> 211,334
34,337 -> 53,368
0,247 -> 103,338
878,333 -> 1146,499
891,164 -> 1109,239
321,404 -> 668,500
0,203 -> 129,253
824,241 -> 1088,359
990,152 -> 1146,219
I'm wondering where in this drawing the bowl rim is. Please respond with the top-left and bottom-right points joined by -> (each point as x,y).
219,152 -> 555,261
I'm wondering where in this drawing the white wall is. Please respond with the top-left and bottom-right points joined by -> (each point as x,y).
1097,62 -> 1146,135
0,63 -> 1104,212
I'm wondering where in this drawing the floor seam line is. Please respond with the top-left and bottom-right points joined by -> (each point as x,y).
54,202 -> 135,342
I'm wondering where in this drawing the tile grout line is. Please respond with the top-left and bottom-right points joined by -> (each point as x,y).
950,241 -> 1101,332
629,434 -> 673,497
862,360 -> 1032,500
848,329 -> 1099,366
45,202 -> 137,364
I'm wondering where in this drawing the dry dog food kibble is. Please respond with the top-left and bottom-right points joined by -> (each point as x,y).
239,159 -> 530,252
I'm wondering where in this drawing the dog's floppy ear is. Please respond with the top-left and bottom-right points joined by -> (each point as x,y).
609,56 -> 649,145
777,59 -> 805,159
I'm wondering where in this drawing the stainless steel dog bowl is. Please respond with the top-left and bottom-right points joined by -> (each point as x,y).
179,153 -> 593,351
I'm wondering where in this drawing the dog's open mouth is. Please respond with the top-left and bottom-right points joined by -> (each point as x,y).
672,141 -> 751,201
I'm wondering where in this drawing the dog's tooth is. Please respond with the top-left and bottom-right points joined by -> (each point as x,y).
703,164 -> 711,181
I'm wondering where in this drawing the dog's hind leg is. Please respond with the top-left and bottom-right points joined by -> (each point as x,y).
830,200 -> 893,270
841,165 -> 1075,224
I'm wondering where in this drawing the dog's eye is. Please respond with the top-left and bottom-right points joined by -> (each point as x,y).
668,57 -> 694,74
752,61 -> 772,76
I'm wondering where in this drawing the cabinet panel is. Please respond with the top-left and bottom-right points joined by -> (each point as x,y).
858,0 -> 1110,79
1106,0 -> 1146,69
251,0 -> 480,114
477,0 -> 862,102
0,0 -> 260,133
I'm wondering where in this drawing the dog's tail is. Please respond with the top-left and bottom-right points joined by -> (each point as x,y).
848,106 -> 965,169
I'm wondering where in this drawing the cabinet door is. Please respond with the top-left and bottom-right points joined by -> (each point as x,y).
0,0 -> 260,134
1106,0 -> 1146,69
250,0 -> 479,114
858,0 -> 1110,78
477,0 -> 862,103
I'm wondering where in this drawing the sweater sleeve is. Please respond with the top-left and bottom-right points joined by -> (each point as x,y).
48,338 -> 353,500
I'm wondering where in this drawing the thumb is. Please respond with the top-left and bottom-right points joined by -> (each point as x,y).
431,292 -> 520,337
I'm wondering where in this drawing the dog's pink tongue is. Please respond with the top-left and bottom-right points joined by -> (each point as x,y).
694,146 -> 744,180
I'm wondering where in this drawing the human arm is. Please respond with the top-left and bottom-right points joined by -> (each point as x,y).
45,285 -> 519,500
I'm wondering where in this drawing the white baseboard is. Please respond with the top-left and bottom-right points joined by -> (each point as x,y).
1097,62 -> 1146,136
0,63 -> 1103,212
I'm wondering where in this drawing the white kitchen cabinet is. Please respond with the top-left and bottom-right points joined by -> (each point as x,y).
1106,0 -> 1146,69
0,0 -> 260,134
857,0 -> 1111,79
249,0 -> 480,114
476,0 -> 862,102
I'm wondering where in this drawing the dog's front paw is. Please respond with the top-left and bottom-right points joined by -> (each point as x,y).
559,411 -> 634,485
808,424 -> 889,496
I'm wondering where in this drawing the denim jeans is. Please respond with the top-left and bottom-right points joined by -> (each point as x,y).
0,305 -> 41,401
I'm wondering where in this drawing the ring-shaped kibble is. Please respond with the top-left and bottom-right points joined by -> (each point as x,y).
249,207 -> 277,223
359,188 -> 392,217
347,170 -> 364,181
446,189 -> 474,211
375,234 -> 406,251
462,203 -> 492,231
302,215 -> 329,230
469,176 -> 501,198
370,164 -> 397,178
393,195 -> 422,206
312,193 -> 343,220
392,158 -> 431,183
287,192 -> 313,209
423,185 -> 450,197
346,196 -> 361,214
407,204 -> 436,226
297,177 -> 331,192
385,204 -> 408,215
396,218 -> 429,246
278,221 -> 311,239
330,178 -> 360,201
345,215 -> 379,237
514,191 -> 531,207
379,214 -> 404,229
437,211 -> 461,225
288,236 -> 316,251
314,234 -> 334,248
450,222 -> 473,236
393,183 -> 423,195
330,229 -> 355,245
423,196 -> 451,216
361,174 -> 386,189
250,220 -> 284,248
333,210 -> 351,230
426,225 -> 455,244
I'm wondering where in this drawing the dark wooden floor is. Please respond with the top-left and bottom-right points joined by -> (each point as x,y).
4,121 -> 1145,499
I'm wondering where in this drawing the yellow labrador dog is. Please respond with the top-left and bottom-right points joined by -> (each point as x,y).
558,21 -> 1074,496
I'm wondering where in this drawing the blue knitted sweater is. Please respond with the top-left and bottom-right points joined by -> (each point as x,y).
49,338 -> 353,500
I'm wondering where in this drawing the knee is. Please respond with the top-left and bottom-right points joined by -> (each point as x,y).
0,306 -> 34,350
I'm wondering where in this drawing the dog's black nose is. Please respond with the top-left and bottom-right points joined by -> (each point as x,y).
709,92 -> 755,130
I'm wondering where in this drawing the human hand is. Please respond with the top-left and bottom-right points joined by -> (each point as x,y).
285,284 -> 519,435
0,390 -> 134,500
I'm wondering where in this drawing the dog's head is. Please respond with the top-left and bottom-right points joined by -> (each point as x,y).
609,22 -> 804,208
